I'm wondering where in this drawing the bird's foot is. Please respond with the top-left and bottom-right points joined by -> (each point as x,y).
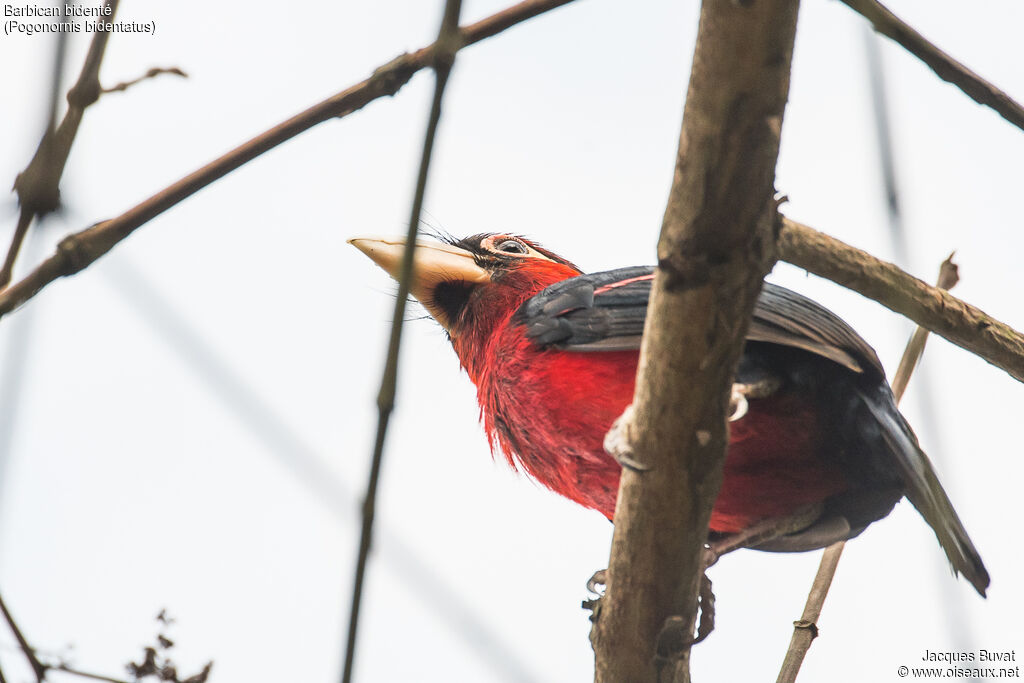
704,503 -> 823,566
582,569 -> 606,618
694,572 -> 716,644
604,406 -> 650,472
655,572 -> 717,662
583,568 -> 715,645
729,376 -> 782,422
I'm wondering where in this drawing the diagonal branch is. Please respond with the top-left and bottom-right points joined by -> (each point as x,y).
775,255 -> 959,683
1,0 -> 120,288
0,590 -> 47,683
591,1 -> 800,680
839,0 -> 1024,133
778,218 -> 1024,384
0,0 -> 581,318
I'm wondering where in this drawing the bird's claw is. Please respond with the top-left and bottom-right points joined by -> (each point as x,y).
604,406 -> 651,472
654,572 -> 716,663
729,376 -> 782,422
706,503 -> 823,559
615,451 -> 651,472
693,572 -> 716,644
582,569 -> 607,618
728,388 -> 749,422
654,572 -> 716,660
701,544 -> 720,569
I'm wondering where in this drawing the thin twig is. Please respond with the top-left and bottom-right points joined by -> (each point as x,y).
0,213 -> 34,292
1,0 -> 121,289
0,591 -> 47,683
340,2 -> 463,682
891,255 -> 959,399
51,664 -> 132,683
776,256 -> 959,683
778,217 -> 1024,385
101,66 -> 188,94
0,0 -> 580,316
776,542 -> 844,683
839,0 -> 1024,132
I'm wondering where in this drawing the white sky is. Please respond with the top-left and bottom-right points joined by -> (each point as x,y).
0,1 -> 1022,682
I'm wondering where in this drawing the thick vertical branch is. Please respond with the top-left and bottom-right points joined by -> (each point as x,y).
591,1 -> 800,682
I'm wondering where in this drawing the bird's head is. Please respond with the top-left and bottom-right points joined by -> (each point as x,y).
349,233 -> 581,344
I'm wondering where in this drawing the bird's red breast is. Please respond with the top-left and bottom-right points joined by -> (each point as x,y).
468,316 -> 848,532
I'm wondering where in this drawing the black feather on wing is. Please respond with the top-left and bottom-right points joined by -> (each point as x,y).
516,266 -> 884,378
516,266 -> 989,594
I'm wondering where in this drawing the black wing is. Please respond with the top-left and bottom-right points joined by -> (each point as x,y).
515,266 -> 990,594
515,266 -> 884,378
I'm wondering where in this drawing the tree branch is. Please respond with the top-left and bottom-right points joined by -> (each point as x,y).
775,255 -> 959,683
0,0 -> 580,319
1,0 -> 120,289
51,664 -> 132,683
838,0 -> 1024,133
778,217 -> 1024,384
591,1 -> 800,681
775,541 -> 844,683
340,1 -> 464,681
0,590 -> 47,683
101,66 -> 188,95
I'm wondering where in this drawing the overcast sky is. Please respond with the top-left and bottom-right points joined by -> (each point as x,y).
1,1 -> 1022,682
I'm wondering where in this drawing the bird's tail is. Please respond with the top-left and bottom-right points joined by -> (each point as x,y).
858,387 -> 989,596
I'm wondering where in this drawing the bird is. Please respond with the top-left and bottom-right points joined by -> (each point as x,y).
349,232 -> 989,596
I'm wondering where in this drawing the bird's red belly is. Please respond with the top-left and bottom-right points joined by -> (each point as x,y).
484,347 -> 848,534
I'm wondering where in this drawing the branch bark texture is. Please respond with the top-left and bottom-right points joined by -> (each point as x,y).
778,218 -> 1024,384
591,1 -> 800,681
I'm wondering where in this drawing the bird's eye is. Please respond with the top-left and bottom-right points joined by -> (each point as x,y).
495,239 -> 527,255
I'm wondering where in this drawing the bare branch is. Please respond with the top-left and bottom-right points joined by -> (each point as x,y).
0,590 -> 47,682
0,0 -> 580,318
1,0 -> 121,288
839,0 -> 1024,132
101,66 -> 188,95
341,1 -> 464,682
778,218 -> 1024,384
51,664 -> 132,683
776,542 -> 844,683
890,255 -> 959,399
0,213 -> 34,292
591,1 -> 800,681
775,256 -> 957,683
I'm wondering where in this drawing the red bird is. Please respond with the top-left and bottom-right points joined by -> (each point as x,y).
350,233 -> 989,595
